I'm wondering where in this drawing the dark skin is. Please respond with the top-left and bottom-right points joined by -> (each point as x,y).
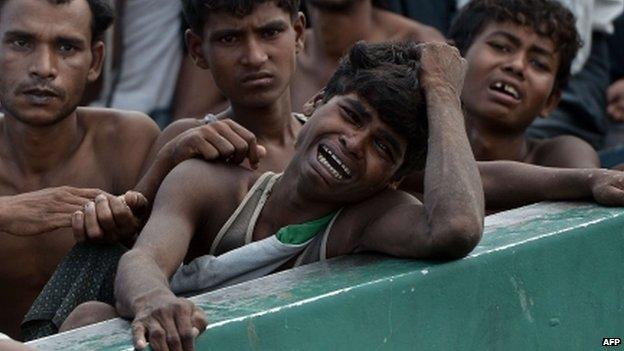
134,4 -> 306,203
461,21 -> 600,168
291,0 -> 444,111
171,0 -> 444,116
115,42 -> 484,351
0,0 -> 158,339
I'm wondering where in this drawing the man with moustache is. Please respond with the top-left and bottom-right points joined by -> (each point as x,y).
0,0 -> 160,340
21,0 -> 307,340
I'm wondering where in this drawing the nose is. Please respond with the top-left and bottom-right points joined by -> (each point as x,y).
502,52 -> 525,80
29,45 -> 58,80
240,38 -> 268,67
339,132 -> 365,160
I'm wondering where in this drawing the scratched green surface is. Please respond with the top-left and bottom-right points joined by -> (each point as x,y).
29,203 -> 624,351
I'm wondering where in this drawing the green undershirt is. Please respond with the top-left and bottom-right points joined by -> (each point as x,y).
275,212 -> 337,245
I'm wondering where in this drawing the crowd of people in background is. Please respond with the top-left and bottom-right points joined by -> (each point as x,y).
1,0 -> 624,350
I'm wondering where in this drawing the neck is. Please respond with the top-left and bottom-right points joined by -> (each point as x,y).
227,94 -> 297,144
262,165 -> 340,229
1,111 -> 83,176
308,2 -> 375,61
465,113 -> 529,162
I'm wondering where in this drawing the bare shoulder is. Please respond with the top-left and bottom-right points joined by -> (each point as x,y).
77,107 -> 160,144
162,159 -> 255,205
77,107 -> 161,190
528,136 -> 600,168
375,9 -> 445,43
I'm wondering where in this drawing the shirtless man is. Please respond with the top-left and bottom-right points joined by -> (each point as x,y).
290,0 -> 444,111
115,41 -> 484,351
112,40 -> 624,351
448,0 -> 601,168
171,0 -> 444,117
135,0 -> 306,203
0,0 -> 160,339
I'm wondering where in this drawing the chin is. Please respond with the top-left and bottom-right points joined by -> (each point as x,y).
243,93 -> 283,108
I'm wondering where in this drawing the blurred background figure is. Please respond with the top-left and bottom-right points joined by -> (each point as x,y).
90,0 -> 184,127
383,0 -> 456,34
171,0 -> 446,118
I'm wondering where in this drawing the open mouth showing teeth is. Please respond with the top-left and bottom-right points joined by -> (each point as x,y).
490,81 -> 520,100
317,144 -> 352,180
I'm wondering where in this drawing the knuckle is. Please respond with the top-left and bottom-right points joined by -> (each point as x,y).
166,335 -> 181,346
150,328 -> 165,340
180,331 -> 194,342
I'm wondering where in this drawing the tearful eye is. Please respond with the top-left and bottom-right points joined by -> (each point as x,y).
374,139 -> 391,157
375,139 -> 387,151
530,59 -> 550,72
489,42 -> 510,53
341,106 -> 360,126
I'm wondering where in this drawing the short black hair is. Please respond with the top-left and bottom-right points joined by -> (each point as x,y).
324,41 -> 428,177
181,0 -> 300,34
0,0 -> 114,42
448,0 -> 581,92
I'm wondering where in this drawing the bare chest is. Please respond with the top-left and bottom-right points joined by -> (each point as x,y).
0,154 -> 117,196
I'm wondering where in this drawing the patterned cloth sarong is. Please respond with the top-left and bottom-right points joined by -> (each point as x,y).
20,243 -> 126,341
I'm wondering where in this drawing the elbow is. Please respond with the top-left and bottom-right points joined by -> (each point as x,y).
431,215 -> 483,260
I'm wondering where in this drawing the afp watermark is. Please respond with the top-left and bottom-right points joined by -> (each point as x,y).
603,338 -> 621,347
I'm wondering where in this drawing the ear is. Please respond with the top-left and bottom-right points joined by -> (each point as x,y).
302,90 -> 325,117
185,29 -> 210,69
539,90 -> 561,118
87,40 -> 105,82
293,12 -> 306,54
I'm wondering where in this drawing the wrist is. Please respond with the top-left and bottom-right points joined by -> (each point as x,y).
425,86 -> 461,106
155,143 -> 177,172
131,288 -> 175,314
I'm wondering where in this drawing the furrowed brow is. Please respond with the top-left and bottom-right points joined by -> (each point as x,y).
489,31 -> 521,46
255,19 -> 288,32
529,45 -> 554,58
57,36 -> 86,48
209,28 -> 244,40
3,30 -> 34,40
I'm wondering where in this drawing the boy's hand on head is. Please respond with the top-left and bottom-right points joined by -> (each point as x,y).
417,42 -> 466,98
607,79 -> 624,122
589,169 -> 624,206
168,119 -> 267,170
72,191 -> 148,245
131,295 -> 207,351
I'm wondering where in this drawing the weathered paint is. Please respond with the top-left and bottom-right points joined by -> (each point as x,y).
28,202 -> 624,350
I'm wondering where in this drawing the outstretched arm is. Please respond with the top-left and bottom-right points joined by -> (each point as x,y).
115,160 -> 217,350
479,161 -> 624,210
402,161 -> 624,211
358,42 -> 484,260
